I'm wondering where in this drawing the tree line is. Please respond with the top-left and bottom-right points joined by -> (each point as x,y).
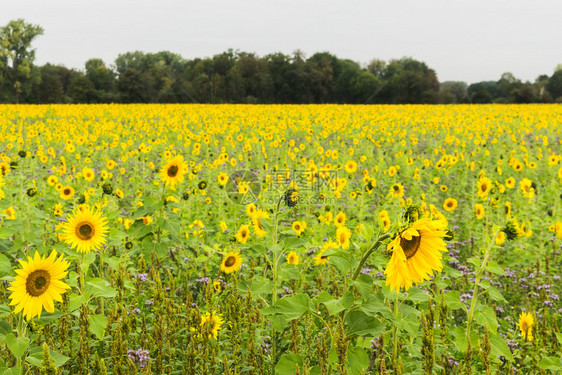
2,19 -> 562,105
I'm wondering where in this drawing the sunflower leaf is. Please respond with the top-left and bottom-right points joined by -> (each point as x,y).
5,333 -> 29,359
86,278 -> 117,298
89,314 -> 108,339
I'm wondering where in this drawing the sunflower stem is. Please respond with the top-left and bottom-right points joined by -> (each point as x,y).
351,232 -> 390,281
270,195 -> 282,374
465,230 -> 499,338
80,252 -> 85,295
393,294 -> 400,370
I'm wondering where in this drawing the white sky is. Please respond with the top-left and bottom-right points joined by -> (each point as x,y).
2,0 -> 561,83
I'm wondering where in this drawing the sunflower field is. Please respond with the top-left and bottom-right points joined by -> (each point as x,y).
0,104 -> 561,375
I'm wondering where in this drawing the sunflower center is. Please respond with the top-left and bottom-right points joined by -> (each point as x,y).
76,222 -> 95,240
481,183 -> 488,191
167,165 -> 179,177
400,234 -> 421,259
447,201 -> 453,207
63,188 -> 71,195
340,233 -> 346,243
26,270 -> 51,297
225,256 -> 236,267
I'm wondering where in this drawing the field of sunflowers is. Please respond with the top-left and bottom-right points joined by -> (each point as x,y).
0,104 -> 561,374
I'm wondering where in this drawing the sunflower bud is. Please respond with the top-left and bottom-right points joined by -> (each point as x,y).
503,218 -> 523,241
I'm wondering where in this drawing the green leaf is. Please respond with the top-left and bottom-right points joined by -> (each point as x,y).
0,320 -> 12,341
68,293 -> 91,312
0,228 -> 15,240
0,254 -> 10,276
275,354 -> 304,375
347,346 -> 370,375
474,306 -> 498,333
0,304 -> 11,318
86,278 -> 117,298
5,333 -> 30,359
485,286 -> 506,302
538,356 -> 562,371
274,294 -> 313,320
26,345 -> 70,368
89,314 -> 108,339
490,335 -> 513,362
443,290 -> 465,310
405,287 -> 430,303
359,294 -> 393,320
0,366 -> 22,375
486,261 -> 506,275
555,332 -> 562,345
345,310 -> 384,337
321,292 -> 354,316
350,274 -> 373,299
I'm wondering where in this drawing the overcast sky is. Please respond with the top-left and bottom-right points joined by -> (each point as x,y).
2,0 -> 561,83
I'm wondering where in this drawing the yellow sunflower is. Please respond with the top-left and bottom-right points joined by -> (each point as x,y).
60,205 -> 109,253
160,155 -> 187,189
477,176 -> 492,198
217,172 -> 229,186
286,251 -> 299,265
3,206 -> 16,220
82,167 -> 95,181
474,204 -> 485,220
235,224 -> 251,244
315,240 -> 338,265
220,252 -> 242,274
334,212 -> 346,228
518,312 -> 534,341
384,218 -> 448,292
200,311 -> 224,339
8,250 -> 70,320
336,226 -> 352,250
292,221 -> 306,236
443,198 -> 457,212
60,186 -> 75,200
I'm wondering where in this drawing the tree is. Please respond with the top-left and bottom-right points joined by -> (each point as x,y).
85,58 -> 115,102
547,70 -> 562,101
0,19 -> 44,103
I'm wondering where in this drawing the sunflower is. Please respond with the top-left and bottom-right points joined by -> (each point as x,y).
344,160 -> 357,174
53,203 -> 63,216
200,311 -> 224,339
477,176 -> 492,198
505,177 -> 516,189
235,224 -> 251,244
47,175 -> 58,186
220,252 -> 242,274
287,251 -> 299,265
474,204 -> 485,220
384,218 -> 448,292
315,240 -> 338,265
389,183 -> 404,198
336,226 -> 352,250
217,172 -> 229,186
292,221 -> 306,236
495,231 -> 506,245
3,206 -> 16,220
334,212 -> 346,228
60,186 -> 75,200
82,167 -> 95,181
8,250 -> 70,320
518,312 -> 534,341
443,198 -> 457,212
160,155 -> 187,189
60,205 -> 109,253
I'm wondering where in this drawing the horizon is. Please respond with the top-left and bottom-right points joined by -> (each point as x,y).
2,0 -> 561,84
